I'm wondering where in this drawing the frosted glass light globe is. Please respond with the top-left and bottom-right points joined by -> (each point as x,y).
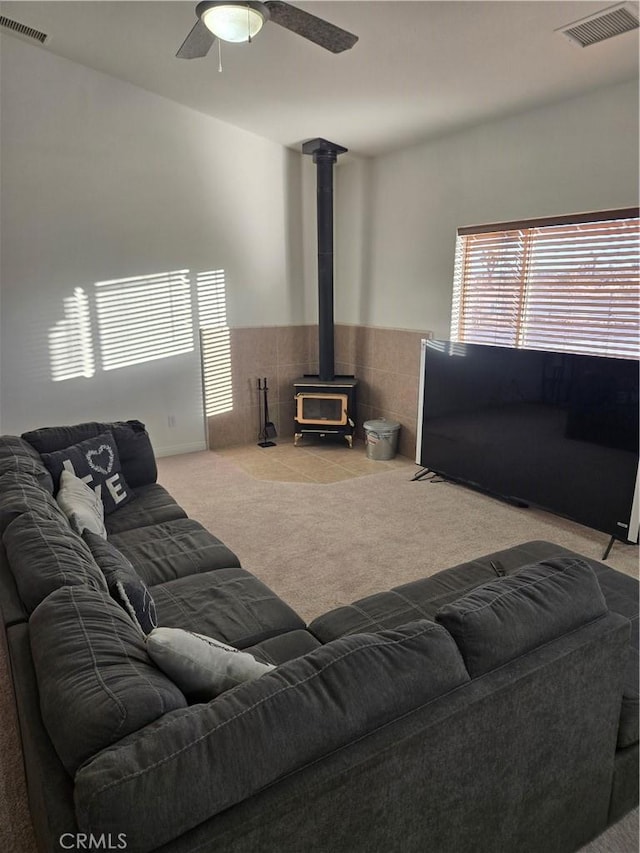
201,4 -> 266,43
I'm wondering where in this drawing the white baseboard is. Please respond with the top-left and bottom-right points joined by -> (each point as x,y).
155,441 -> 207,458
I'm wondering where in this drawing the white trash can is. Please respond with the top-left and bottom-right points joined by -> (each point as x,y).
363,418 -> 401,461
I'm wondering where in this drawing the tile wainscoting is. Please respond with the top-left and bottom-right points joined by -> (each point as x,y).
206,324 -> 432,459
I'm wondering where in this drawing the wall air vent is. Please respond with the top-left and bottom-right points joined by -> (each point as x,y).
556,2 -> 639,47
0,15 -> 48,44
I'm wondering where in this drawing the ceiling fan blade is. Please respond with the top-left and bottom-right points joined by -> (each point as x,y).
176,18 -> 216,59
264,1 -> 358,53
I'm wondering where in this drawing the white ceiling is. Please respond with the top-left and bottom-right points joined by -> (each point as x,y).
1,1 -> 638,157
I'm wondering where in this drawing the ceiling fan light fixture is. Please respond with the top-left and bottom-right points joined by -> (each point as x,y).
199,1 -> 269,43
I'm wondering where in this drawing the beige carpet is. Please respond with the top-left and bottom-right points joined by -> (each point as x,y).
159,448 -> 638,623
1,446 -> 638,852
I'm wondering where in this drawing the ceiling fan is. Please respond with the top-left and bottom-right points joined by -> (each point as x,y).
176,1 -> 358,57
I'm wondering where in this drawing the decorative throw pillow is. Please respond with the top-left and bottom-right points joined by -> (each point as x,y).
146,627 -> 275,700
56,470 -> 107,539
41,430 -> 133,515
83,531 -> 157,635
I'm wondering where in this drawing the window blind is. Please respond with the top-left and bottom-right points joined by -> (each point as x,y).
451,209 -> 640,359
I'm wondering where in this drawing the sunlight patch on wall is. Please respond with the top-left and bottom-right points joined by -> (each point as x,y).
95,270 -> 194,370
47,268 -> 231,432
49,287 -> 95,381
198,269 -> 233,416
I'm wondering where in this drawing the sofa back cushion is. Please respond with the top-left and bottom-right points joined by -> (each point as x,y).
30,585 -> 187,775
0,436 -> 54,493
3,511 -> 108,613
74,620 -> 470,851
435,557 -> 608,678
22,420 -> 157,489
0,471 -> 63,535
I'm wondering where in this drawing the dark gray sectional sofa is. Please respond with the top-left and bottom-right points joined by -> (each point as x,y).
0,420 -> 637,853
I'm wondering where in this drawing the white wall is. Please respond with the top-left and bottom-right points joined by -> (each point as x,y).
335,79 -> 639,340
2,34 -> 637,449
0,35 -> 308,451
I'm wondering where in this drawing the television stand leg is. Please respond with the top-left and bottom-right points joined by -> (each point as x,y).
601,535 -> 635,561
602,536 -> 616,560
412,468 -> 433,482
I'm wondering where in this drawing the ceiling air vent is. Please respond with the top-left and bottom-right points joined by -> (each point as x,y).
556,2 -> 639,47
0,15 -> 48,44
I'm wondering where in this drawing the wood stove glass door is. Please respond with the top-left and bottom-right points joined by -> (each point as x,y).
296,393 -> 348,426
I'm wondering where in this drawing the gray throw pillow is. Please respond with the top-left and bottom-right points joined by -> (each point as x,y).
146,627 -> 275,700
41,430 -> 133,515
56,470 -> 107,538
83,531 -> 157,635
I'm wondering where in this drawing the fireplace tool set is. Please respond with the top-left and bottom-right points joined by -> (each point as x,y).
257,378 -> 277,447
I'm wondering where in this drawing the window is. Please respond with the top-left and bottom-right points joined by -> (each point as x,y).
48,267 -> 234,426
451,208 -> 639,359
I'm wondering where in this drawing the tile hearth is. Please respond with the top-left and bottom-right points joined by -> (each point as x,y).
217,440 -> 413,484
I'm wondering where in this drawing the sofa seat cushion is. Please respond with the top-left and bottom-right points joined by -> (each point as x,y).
108,517 -> 240,585
30,585 -> 187,775
74,620 -> 470,852
244,629 -> 322,666
152,568 -> 306,648
435,557 -> 608,677
3,511 -> 108,614
104,484 -> 187,535
308,558 -> 518,644
309,541 -> 590,645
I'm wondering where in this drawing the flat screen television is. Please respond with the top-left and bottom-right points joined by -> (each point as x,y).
416,340 -> 639,542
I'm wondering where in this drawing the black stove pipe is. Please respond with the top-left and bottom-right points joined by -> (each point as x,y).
302,138 -> 347,382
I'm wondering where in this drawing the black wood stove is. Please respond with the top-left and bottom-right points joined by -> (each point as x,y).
294,138 -> 357,447
293,375 -> 357,447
